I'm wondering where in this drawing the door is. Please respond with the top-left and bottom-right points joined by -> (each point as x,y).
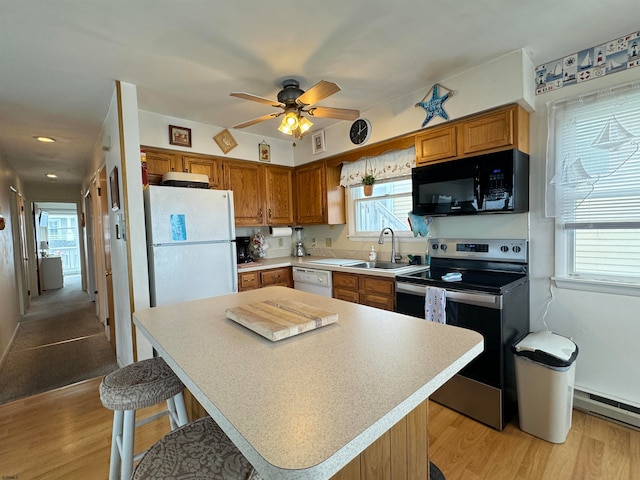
145,186 -> 235,244
265,166 -> 294,225
295,163 -> 326,224
10,191 -> 30,314
224,161 -> 265,226
99,168 -> 116,352
182,155 -> 223,189
84,193 -> 96,302
148,241 -> 237,306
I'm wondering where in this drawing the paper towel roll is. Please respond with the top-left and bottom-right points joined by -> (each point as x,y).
269,226 -> 293,237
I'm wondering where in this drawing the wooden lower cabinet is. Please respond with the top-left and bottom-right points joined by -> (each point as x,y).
238,267 -> 292,292
260,267 -> 292,288
238,271 -> 260,291
331,399 -> 429,480
332,272 -> 395,311
186,391 -> 428,480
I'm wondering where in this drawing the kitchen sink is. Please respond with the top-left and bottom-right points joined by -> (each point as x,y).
350,261 -> 412,270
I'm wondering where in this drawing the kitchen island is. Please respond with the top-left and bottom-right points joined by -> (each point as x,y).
133,287 -> 483,480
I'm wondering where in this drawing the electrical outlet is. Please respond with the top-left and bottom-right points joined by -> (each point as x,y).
311,237 -> 317,247
278,238 -> 283,247
325,238 -> 332,247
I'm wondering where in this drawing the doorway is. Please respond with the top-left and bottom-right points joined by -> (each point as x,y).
35,202 -> 82,290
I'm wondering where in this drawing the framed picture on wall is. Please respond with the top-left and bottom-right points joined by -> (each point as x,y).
169,125 -> 192,148
213,128 -> 238,154
312,130 -> 326,154
109,166 -> 120,211
259,141 -> 270,162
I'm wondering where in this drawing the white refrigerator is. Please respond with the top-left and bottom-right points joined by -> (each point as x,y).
144,185 -> 238,307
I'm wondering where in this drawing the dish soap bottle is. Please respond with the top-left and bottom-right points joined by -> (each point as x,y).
369,245 -> 377,262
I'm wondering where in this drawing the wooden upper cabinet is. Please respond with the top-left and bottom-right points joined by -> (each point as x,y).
412,104 -> 529,166
264,165 -> 294,225
224,160 -> 265,226
294,161 -> 346,225
182,154 -> 223,189
415,125 -> 457,166
143,147 -> 181,185
295,162 -> 326,224
142,146 -> 222,188
462,107 -> 514,155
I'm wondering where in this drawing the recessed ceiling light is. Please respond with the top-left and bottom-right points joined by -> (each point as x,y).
35,136 -> 56,143
45,173 -> 58,179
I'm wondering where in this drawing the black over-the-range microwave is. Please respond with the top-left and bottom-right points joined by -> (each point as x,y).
411,148 -> 529,216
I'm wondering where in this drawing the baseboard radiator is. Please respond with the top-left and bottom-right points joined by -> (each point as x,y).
574,389 -> 640,430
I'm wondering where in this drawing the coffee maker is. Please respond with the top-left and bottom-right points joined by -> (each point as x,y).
292,227 -> 307,257
236,236 -> 253,263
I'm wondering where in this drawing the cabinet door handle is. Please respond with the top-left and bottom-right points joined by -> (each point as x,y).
259,208 -> 263,218
268,208 -> 272,218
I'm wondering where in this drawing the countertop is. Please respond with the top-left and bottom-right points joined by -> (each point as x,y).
133,287 -> 483,479
238,255 -> 429,278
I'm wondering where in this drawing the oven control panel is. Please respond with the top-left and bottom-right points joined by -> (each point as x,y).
428,238 -> 527,262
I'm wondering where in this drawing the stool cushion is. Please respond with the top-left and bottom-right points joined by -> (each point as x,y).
132,416 -> 262,479
100,357 -> 185,411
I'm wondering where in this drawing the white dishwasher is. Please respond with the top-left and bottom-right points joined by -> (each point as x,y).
292,267 -> 333,297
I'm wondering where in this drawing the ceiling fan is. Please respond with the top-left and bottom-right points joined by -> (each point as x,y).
230,79 -> 360,138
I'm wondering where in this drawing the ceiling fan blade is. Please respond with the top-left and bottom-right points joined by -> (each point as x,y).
233,113 -> 281,129
296,80 -> 341,106
307,106 -> 360,121
230,92 -> 284,108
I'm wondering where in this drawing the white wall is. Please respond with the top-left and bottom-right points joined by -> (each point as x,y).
299,49 -> 535,261
294,49 -> 535,167
0,155 -> 22,360
95,82 -> 154,366
138,111 -> 295,167
529,67 -> 640,406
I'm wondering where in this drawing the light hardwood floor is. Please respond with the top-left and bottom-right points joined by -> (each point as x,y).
1,377 -> 638,479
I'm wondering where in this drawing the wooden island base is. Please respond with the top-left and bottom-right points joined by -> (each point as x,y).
332,399 -> 429,480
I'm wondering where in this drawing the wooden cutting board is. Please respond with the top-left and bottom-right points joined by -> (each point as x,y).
226,299 -> 338,341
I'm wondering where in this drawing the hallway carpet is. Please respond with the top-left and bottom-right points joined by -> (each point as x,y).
0,275 -> 118,405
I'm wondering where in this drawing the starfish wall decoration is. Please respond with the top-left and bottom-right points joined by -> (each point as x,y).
415,83 -> 454,127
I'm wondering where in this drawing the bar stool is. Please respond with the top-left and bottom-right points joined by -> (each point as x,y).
100,357 -> 190,480
131,416 -> 262,479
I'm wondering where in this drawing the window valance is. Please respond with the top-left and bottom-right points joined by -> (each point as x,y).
339,147 -> 415,187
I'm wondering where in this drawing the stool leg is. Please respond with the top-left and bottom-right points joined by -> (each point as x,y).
166,392 -> 189,429
120,409 -> 136,480
166,397 -> 178,430
109,410 -> 123,480
173,391 -> 189,427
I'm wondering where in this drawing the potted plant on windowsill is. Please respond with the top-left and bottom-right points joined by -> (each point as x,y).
362,174 -> 376,196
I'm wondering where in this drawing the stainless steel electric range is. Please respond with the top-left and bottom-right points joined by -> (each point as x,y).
395,238 -> 529,430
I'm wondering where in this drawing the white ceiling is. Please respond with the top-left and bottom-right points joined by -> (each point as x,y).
1,0 -> 638,185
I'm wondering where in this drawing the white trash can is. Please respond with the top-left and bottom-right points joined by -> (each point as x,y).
512,330 -> 579,443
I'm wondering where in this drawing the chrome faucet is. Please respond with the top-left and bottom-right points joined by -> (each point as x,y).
378,227 -> 401,263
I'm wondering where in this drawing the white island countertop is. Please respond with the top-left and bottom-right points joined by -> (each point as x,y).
133,287 -> 482,480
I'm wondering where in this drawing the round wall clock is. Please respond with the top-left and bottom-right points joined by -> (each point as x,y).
349,118 -> 371,145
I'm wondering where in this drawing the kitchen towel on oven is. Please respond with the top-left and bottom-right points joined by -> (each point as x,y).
424,286 -> 446,324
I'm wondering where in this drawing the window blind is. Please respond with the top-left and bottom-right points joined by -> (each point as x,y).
547,81 -> 640,280
547,81 -> 640,227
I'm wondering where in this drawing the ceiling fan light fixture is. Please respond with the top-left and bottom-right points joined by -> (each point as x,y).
278,111 -> 300,135
298,116 -> 313,134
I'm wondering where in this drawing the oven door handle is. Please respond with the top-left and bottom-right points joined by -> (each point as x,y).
396,282 -> 502,309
